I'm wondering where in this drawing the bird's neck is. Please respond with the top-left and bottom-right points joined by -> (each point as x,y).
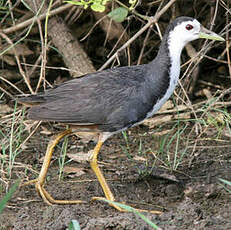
157,32 -> 186,79
168,31 -> 187,66
145,33 -> 185,116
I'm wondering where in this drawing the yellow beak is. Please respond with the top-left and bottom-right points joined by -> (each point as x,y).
199,26 -> 225,41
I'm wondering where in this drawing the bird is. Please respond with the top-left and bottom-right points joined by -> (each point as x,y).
18,16 -> 224,211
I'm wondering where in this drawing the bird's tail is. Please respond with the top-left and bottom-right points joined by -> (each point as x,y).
16,94 -> 46,106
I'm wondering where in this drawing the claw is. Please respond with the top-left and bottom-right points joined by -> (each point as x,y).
22,129 -> 84,205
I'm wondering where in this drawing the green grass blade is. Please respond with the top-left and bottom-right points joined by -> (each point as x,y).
219,178 -> 231,193
101,199 -> 161,230
68,220 -> 81,230
219,178 -> 231,186
0,180 -> 20,214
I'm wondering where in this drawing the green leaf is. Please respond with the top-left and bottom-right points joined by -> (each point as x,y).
108,7 -> 128,23
0,180 -> 20,214
90,3 -> 105,12
64,1 -> 84,6
68,220 -> 81,230
102,0 -> 109,5
101,199 -> 161,230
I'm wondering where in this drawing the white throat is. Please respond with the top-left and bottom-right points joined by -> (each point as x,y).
167,29 -> 186,86
145,18 -> 202,120
146,32 -> 184,119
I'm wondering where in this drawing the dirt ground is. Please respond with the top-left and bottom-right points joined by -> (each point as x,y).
0,1 -> 230,229
0,124 -> 230,230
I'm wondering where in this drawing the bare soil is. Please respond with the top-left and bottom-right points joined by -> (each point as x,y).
0,1 -> 230,229
0,124 -> 230,230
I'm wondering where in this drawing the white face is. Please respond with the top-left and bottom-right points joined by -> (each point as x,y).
167,19 -> 201,59
169,19 -> 201,45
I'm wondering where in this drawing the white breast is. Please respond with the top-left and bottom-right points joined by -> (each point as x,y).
145,27 -> 186,119
145,63 -> 180,119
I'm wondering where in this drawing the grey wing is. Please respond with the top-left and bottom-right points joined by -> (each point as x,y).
25,65 -> 153,131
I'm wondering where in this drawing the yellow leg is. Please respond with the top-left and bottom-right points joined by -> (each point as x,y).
90,134 -> 162,214
90,138 -> 124,211
22,129 -> 84,205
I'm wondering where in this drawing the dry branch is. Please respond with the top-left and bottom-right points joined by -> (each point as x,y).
99,0 -> 177,70
25,0 -> 95,78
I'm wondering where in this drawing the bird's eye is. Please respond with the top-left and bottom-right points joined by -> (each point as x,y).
186,24 -> 194,30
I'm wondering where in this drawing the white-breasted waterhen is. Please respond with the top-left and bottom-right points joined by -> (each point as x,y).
18,16 -> 224,211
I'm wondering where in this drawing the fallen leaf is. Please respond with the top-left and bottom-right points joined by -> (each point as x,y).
67,152 -> 92,163
63,166 -> 86,177
158,100 -> 174,112
143,112 -> 190,128
5,43 -> 33,56
0,69 -> 22,80
0,104 -> 13,114
74,132 -> 99,143
1,55 -> 16,65
40,126 -> 52,135
152,129 -> 172,136
133,156 -> 146,162
23,120 -> 39,133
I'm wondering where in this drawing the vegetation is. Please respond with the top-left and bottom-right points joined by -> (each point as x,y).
0,0 -> 230,229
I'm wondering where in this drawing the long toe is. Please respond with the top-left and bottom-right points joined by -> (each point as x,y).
92,196 -> 162,214
21,178 -> 38,187
35,181 -> 85,205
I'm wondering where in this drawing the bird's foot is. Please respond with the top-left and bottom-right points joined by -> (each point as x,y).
21,179 -> 85,205
92,196 -> 162,214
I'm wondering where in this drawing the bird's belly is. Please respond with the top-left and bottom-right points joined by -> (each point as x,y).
146,72 -> 179,119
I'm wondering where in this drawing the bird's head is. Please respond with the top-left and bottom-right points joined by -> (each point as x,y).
167,17 -> 224,46
161,17 -> 225,58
